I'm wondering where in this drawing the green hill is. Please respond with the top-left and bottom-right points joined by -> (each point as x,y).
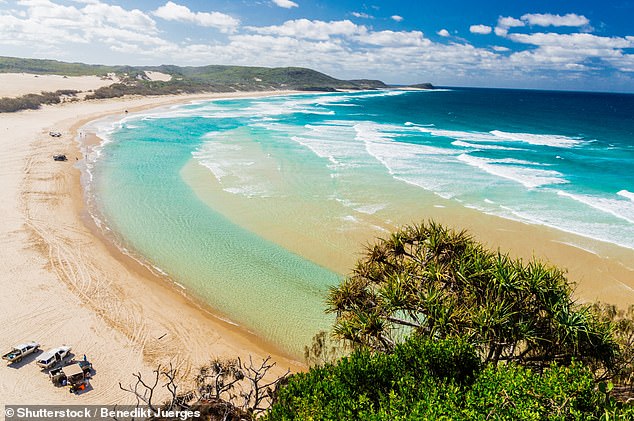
0,56 -> 388,92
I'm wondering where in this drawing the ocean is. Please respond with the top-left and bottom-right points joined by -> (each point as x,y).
84,88 -> 634,357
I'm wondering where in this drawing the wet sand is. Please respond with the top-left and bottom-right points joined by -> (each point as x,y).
0,87 -> 303,405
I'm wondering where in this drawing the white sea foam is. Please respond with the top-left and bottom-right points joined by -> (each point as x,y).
223,186 -> 270,197
483,203 -> 634,251
404,122 -> 435,127
457,154 -> 568,188
192,142 -> 246,182
617,190 -> 634,201
356,121 -> 463,198
354,90 -> 407,98
451,140 -> 521,151
355,203 -> 387,215
292,136 -> 341,165
551,241 -> 600,256
413,126 -> 582,149
288,122 -> 369,168
131,91 -> 404,122
489,130 -> 582,147
192,135 -> 273,198
557,191 -> 634,224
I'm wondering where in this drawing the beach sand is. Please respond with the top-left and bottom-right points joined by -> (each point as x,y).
0,78 -> 303,405
0,73 -> 119,98
1,74 -> 633,405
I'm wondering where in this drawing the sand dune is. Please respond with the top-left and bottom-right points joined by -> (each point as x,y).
0,73 -> 118,98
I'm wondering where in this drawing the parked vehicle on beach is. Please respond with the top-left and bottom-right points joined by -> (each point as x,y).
36,346 -> 72,369
61,363 -> 89,393
2,342 -> 40,363
50,358 -> 92,387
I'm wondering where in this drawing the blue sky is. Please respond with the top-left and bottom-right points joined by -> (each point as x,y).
1,1 -> 634,92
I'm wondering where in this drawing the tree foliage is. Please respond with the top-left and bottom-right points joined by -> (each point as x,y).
327,221 -> 617,370
591,303 -> 634,392
267,336 -> 633,420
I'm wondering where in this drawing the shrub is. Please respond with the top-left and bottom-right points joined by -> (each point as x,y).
267,336 -> 633,420
0,91 -> 62,112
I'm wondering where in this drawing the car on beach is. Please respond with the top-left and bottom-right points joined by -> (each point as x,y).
50,359 -> 93,391
36,345 -> 72,369
2,342 -> 40,364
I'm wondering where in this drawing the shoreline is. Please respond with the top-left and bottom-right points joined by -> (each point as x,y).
68,92 -> 312,365
1,91 -> 304,405
2,87 -> 633,404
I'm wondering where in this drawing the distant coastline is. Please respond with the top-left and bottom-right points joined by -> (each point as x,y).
0,55 -> 435,114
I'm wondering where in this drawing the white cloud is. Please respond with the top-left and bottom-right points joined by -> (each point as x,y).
153,1 -> 239,33
357,30 -> 428,47
470,24 -> 492,35
391,15 -> 403,22
2,0 -> 633,88
0,0 -> 161,48
494,16 -> 524,36
498,16 -> 524,29
521,13 -> 589,28
507,32 -> 634,49
248,19 -> 364,41
82,3 -> 156,32
606,53 -> 634,72
504,32 -> 634,73
437,29 -> 450,37
272,0 -> 298,9
352,12 -> 373,19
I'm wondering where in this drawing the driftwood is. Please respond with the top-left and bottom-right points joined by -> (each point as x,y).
119,356 -> 290,420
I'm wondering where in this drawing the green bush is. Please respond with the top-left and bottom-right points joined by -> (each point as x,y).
0,91 -> 63,112
266,336 -> 633,420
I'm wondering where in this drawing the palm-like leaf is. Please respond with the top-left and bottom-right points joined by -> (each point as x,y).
327,220 -> 616,369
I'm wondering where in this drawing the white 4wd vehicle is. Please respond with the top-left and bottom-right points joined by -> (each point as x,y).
36,346 -> 72,369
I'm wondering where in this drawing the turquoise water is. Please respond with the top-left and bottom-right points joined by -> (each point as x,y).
87,89 -> 634,356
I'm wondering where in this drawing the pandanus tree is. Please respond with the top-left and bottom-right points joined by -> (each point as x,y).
326,221 -> 617,369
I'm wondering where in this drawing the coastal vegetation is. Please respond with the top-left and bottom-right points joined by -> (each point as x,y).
269,222 -> 634,419
0,56 -> 400,112
122,222 -> 633,420
268,337 -> 627,420
0,90 -> 78,113
325,221 -> 616,368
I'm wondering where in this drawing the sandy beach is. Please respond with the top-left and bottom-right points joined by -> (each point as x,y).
1,74 -> 633,406
0,73 -> 119,98
0,76 -> 302,405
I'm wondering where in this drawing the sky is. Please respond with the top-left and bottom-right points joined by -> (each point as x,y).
1,0 -> 634,92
